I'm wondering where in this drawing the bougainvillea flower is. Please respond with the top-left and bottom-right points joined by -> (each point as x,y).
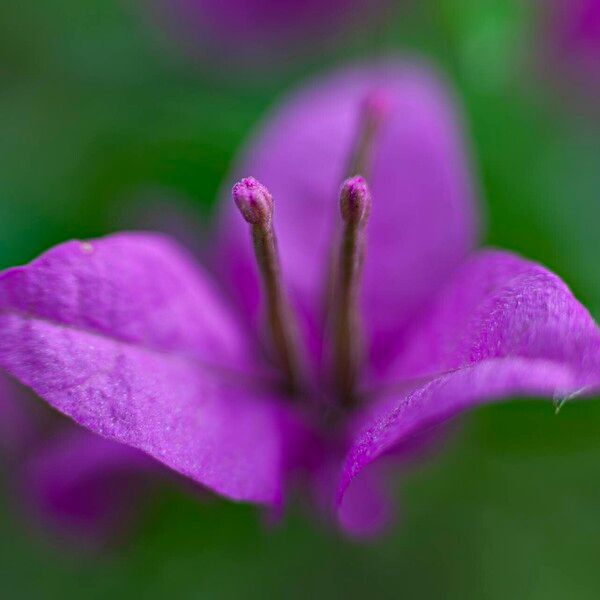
538,0 -> 600,100
1,59 -> 599,536
0,373 -> 154,547
151,0 -> 389,67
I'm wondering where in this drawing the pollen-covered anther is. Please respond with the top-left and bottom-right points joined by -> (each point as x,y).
340,176 -> 372,226
232,176 -> 274,227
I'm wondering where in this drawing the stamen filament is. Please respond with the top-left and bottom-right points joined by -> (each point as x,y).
232,177 -> 300,393
333,176 -> 372,407
346,91 -> 389,178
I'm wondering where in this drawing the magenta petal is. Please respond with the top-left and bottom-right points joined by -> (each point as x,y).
0,232 -> 253,369
0,373 -> 38,456
0,234 -> 294,505
339,251 -> 600,511
167,0 -> 372,46
215,59 -> 477,370
340,358 -> 596,509
22,428 -> 152,543
540,0 -> 600,96
389,250 -> 600,382
336,460 -> 394,538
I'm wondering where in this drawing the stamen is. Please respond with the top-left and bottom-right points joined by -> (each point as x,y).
232,177 -> 300,393
346,90 -> 390,178
323,90 -> 388,328
333,176 -> 372,407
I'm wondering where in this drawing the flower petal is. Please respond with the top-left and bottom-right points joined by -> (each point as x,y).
215,58 -> 477,370
339,251 -> 600,516
22,427 -> 153,545
340,358 -> 597,511
0,234 -> 296,505
389,250 -> 600,381
165,0 -> 377,48
0,373 -> 38,456
538,0 -> 600,101
0,233 -> 253,370
335,459 -> 395,538
0,371 -> 154,544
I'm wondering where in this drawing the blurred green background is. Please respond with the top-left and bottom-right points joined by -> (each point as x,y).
1,0 -> 600,598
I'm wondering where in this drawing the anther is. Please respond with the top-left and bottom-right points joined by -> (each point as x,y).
232,177 -> 300,393
346,89 -> 390,179
333,176 -> 372,407
233,177 -> 274,227
340,175 -> 371,226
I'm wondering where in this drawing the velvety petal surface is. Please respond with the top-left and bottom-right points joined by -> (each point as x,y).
0,233 -> 252,369
215,58 -> 478,371
389,250 -> 600,381
338,251 -> 600,517
0,234 -> 296,505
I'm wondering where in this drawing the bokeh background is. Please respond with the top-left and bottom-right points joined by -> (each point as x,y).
1,0 -> 600,597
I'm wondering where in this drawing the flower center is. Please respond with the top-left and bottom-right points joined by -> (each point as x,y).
232,91 -> 387,407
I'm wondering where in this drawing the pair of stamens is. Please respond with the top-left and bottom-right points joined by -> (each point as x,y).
232,91 -> 387,406
233,175 -> 370,404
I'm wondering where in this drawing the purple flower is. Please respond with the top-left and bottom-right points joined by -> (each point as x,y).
538,0 -> 600,101
151,0 -> 389,66
1,58 -> 599,537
